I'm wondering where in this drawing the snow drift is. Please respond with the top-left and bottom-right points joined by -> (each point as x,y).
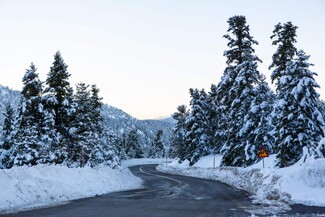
0,164 -> 142,213
157,154 -> 325,210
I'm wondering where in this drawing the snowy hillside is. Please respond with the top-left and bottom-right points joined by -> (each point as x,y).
0,85 -> 173,151
101,104 -> 173,152
0,86 -> 20,130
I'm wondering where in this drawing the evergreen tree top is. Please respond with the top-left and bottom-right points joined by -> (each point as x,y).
172,105 -> 188,121
46,51 -> 71,88
285,50 -> 320,99
22,62 -> 38,82
270,22 -> 298,84
22,62 -> 43,99
223,15 -> 261,66
91,84 -> 103,109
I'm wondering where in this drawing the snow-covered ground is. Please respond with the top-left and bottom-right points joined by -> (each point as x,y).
0,164 -> 143,214
122,158 -> 170,167
4,156 -> 323,215
0,158 -> 171,214
157,154 -> 325,212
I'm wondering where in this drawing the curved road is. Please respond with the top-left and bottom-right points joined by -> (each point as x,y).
3,164 -> 325,217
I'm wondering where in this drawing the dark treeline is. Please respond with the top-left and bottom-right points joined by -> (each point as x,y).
170,15 -> 325,168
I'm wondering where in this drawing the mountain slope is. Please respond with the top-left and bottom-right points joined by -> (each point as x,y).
0,85 -> 173,154
101,104 -> 173,155
0,86 -> 21,130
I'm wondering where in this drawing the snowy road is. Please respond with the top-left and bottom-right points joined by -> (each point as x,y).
3,164 -> 325,217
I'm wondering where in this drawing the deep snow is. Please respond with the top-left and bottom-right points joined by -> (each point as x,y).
0,158 -> 170,214
0,164 -> 142,214
2,155 -> 324,215
157,154 -> 325,212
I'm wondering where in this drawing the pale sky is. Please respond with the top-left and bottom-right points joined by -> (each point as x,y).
0,0 -> 324,119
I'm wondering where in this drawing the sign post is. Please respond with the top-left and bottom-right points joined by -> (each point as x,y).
257,147 -> 269,169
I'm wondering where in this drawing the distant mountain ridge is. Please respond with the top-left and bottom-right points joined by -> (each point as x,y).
0,85 -> 174,153
158,117 -> 177,124
101,104 -> 173,152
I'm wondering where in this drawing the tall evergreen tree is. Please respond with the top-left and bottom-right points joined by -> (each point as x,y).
20,63 -> 43,128
125,129 -> 143,159
274,51 -> 324,167
207,84 -> 221,152
10,63 -> 45,166
67,83 -> 92,167
148,130 -> 164,158
44,51 -> 73,132
90,84 -> 103,134
41,93 -> 61,164
86,84 -> 107,167
170,105 -> 188,161
269,22 -> 299,165
1,103 -> 15,149
43,51 -> 73,164
218,15 -> 262,167
95,126 -> 121,168
117,132 -> 129,160
184,89 -> 212,165
239,76 -> 275,165
0,103 -> 16,168
213,16 -> 260,159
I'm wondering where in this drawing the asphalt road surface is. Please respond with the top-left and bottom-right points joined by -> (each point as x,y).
3,164 -> 325,217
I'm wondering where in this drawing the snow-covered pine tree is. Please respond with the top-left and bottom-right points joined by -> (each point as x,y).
125,129 -> 143,159
88,84 -> 115,167
239,75 -> 275,165
115,133 -> 128,160
219,15 -> 262,167
1,104 -> 15,142
148,130 -> 164,158
90,84 -> 104,134
269,22 -> 299,166
67,82 -> 93,167
208,84 -> 222,152
0,103 -> 16,168
43,51 -> 73,164
184,88 -> 212,165
274,50 -> 324,167
213,68 -> 236,155
41,93 -> 61,164
10,63 -> 45,166
170,105 -> 188,161
95,126 -> 121,168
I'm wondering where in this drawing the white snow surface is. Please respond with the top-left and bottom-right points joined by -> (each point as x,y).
157,154 -> 325,210
0,158 -> 173,214
0,164 -> 142,214
121,158 -> 168,167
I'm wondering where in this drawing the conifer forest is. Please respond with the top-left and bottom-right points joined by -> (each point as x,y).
1,15 -> 325,171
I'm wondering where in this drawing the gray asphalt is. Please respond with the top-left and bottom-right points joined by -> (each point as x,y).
3,164 -> 325,217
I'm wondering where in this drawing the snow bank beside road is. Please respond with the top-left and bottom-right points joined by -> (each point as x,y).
0,164 -> 142,214
157,154 -> 325,209
122,158 -> 170,167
